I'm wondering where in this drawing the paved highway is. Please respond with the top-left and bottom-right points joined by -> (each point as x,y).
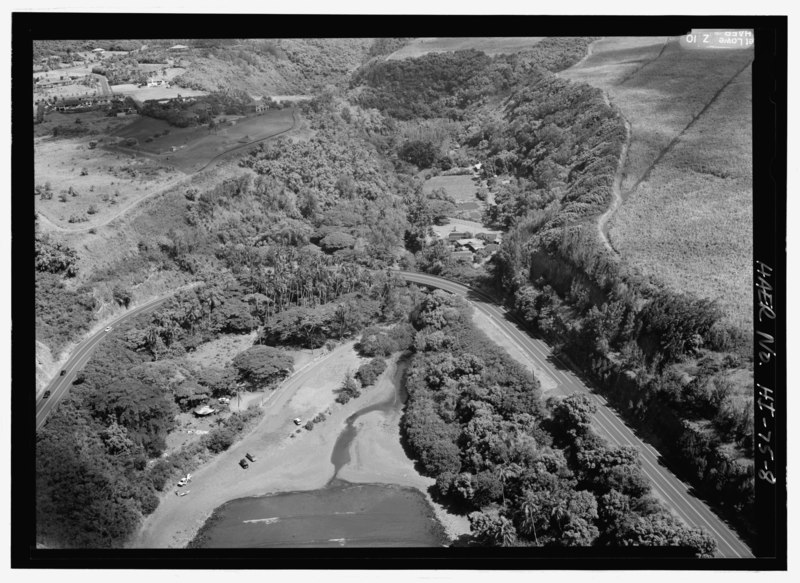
399,271 -> 753,559
36,290 -> 193,432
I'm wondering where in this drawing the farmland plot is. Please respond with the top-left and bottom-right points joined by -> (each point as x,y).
387,37 -> 545,60
561,37 -> 753,328
110,109 -> 296,173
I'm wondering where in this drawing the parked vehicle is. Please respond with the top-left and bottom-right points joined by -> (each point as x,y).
239,459 -> 249,469
245,453 -> 256,462
176,490 -> 190,497
177,478 -> 188,487
293,418 -> 302,426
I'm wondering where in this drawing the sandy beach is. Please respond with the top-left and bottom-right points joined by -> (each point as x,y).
132,344 -> 469,548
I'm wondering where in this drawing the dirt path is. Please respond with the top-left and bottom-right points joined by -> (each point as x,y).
597,112 -> 631,255
36,172 -> 188,234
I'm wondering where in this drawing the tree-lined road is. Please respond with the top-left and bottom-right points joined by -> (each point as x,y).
36,291 -> 190,432
399,270 -> 753,559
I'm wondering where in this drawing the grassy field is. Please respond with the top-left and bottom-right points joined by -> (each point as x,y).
109,84 -> 207,102
110,109 -> 295,173
387,37 -> 545,60
34,133 -> 182,229
422,174 -> 478,201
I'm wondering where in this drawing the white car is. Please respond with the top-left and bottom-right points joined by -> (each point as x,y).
293,418 -> 302,426
105,326 -> 112,332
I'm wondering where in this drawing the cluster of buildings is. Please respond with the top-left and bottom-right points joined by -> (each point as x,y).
446,229 -> 501,262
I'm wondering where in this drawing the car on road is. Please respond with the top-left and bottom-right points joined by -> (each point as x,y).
60,370 -> 66,376
239,459 -> 249,469
245,453 -> 256,462
105,326 -> 113,332
43,390 -> 51,399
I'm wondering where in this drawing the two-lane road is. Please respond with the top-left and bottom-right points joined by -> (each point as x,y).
398,271 -> 753,559
36,289 -> 194,432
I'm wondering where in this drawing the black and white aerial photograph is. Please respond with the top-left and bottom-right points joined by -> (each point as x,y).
11,10 -> 787,572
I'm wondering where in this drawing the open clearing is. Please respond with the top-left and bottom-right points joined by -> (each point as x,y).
34,113 -> 182,230
422,174 -> 478,202
422,174 -> 486,221
387,37 -> 545,60
561,37 -> 753,328
110,109 -> 295,173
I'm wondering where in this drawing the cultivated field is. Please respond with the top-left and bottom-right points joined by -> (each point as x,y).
609,64 -> 753,329
110,109 -> 295,173
387,37 -> 545,60
561,37 -> 754,328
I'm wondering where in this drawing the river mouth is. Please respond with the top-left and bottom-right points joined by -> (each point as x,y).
329,361 -> 408,478
189,354 -> 447,548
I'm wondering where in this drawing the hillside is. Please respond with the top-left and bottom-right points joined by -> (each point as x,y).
173,39 -> 377,95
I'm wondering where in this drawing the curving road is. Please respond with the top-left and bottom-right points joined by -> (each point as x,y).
36,288 -> 195,432
398,271 -> 753,559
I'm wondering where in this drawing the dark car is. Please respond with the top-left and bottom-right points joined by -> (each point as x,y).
239,459 -> 249,469
43,390 -> 51,399
60,370 -> 67,376
245,453 -> 256,462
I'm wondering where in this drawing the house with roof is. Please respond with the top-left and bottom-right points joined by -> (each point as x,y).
455,238 -> 486,253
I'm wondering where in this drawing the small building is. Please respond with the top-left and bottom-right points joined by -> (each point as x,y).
483,243 -> 500,254
452,251 -> 474,261
92,48 -> 105,54
169,44 -> 189,51
193,405 -> 216,417
455,238 -> 485,253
